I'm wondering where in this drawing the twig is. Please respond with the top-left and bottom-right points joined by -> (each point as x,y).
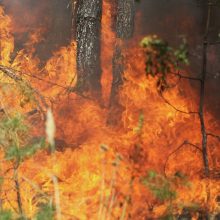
21,69 -> 69,90
0,65 -> 48,119
207,132 -> 220,141
170,72 -> 202,81
98,148 -> 106,220
106,155 -> 122,220
119,196 -> 129,220
4,191 -> 18,213
164,141 -> 202,177
21,176 -> 49,198
13,165 -> 23,216
52,174 -> 62,220
159,92 -> 198,115
0,64 -> 92,102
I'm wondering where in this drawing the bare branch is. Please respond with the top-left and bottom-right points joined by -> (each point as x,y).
160,92 -> 198,115
207,132 -> 220,141
164,141 -> 202,177
13,166 -> 23,216
0,65 -> 48,119
170,72 -> 202,81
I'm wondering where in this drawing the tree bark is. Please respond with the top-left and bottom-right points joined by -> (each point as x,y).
115,0 -> 135,40
111,0 -> 135,101
76,0 -> 102,98
108,0 -> 135,124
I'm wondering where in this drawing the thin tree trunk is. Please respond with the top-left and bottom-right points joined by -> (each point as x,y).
76,0 -> 102,98
108,0 -> 135,124
111,0 -> 135,100
199,1 -> 212,177
115,0 -> 135,40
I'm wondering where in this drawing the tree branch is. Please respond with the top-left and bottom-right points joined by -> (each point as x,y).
0,65 -> 48,119
170,72 -> 202,82
160,92 -> 198,115
207,132 -> 220,141
164,141 -> 202,177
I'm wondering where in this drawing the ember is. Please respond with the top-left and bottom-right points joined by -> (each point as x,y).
0,0 -> 220,219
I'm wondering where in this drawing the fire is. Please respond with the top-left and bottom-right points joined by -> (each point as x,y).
0,1 -> 220,219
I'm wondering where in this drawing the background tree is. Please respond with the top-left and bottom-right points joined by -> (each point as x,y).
75,0 -> 103,99
108,0 -> 135,124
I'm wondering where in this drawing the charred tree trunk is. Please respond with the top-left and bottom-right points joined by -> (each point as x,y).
108,0 -> 135,124
76,0 -> 102,98
115,0 -> 135,39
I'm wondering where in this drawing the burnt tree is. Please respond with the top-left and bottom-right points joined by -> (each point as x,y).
76,0 -> 102,98
108,0 -> 135,124
111,0 -> 135,100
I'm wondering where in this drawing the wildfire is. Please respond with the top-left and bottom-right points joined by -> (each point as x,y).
0,1 -> 220,220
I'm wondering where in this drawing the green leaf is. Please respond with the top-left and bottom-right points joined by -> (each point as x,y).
5,144 -> 19,161
140,35 -> 189,92
148,170 -> 157,179
35,203 -> 55,220
141,171 -> 177,202
0,210 -> 12,220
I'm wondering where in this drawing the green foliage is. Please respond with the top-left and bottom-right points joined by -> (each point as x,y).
140,35 -> 189,92
35,203 -> 55,220
134,111 -> 144,134
141,171 -> 193,219
141,171 -> 177,202
174,38 -> 189,66
0,210 -> 12,220
18,82 -> 35,108
0,114 -> 47,218
0,114 -> 46,162
5,137 -> 45,162
161,213 -> 175,220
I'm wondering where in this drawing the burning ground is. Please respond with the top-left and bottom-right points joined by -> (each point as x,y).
0,0 -> 220,219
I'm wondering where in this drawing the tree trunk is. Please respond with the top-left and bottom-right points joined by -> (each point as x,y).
108,0 -> 135,125
76,0 -> 102,98
115,0 -> 135,40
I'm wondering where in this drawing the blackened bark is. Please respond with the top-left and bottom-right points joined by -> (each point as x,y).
110,42 -> 124,104
199,1 -> 211,177
111,0 -> 135,100
116,0 -> 135,39
108,0 -> 135,124
76,0 -> 102,97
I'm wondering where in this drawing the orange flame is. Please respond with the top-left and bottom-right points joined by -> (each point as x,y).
0,1 -> 220,219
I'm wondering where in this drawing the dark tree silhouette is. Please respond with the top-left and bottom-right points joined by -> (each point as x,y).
75,0 -> 103,98
108,0 -> 135,124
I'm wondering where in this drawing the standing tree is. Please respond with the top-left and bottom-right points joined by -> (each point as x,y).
75,0 -> 103,99
108,0 -> 135,124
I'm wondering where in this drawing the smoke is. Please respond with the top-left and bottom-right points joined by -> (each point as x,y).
0,0 -> 219,119
1,0 -> 72,61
